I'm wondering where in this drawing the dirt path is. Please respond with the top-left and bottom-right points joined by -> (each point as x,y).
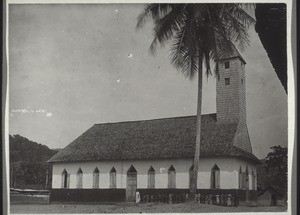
10,202 -> 287,214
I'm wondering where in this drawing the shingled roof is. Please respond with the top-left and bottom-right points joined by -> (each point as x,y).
48,114 -> 260,164
215,43 -> 246,64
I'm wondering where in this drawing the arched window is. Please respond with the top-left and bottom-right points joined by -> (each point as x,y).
168,165 -> 176,188
241,166 -> 249,190
252,170 -> 256,190
189,165 -> 194,189
245,165 -> 249,190
211,164 -> 220,189
93,167 -> 100,188
238,166 -> 242,189
148,166 -> 155,188
110,167 -> 117,188
76,168 -> 83,188
61,169 -> 70,189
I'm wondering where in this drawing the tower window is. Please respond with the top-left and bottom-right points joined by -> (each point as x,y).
225,78 -> 230,85
225,61 -> 230,69
241,79 -> 244,85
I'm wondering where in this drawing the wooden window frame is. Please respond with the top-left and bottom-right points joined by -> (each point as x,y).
225,78 -> 230,85
211,164 -> 220,189
225,61 -> 230,69
76,168 -> 83,189
93,167 -> 100,188
168,165 -> 176,189
189,165 -> 194,189
238,167 -> 242,189
61,169 -> 70,189
148,166 -> 155,189
110,167 -> 117,188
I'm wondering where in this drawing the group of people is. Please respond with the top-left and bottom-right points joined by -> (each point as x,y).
135,191 -> 237,206
192,193 -> 236,206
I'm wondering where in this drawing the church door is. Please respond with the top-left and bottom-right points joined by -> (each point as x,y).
126,166 -> 137,201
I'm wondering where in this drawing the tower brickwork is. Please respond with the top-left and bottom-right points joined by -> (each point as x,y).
216,53 -> 252,153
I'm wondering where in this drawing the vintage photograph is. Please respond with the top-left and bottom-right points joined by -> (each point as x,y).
7,2 -> 289,214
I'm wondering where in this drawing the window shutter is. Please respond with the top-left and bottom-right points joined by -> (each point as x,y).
110,173 -> 112,188
173,171 -> 176,188
152,173 -> 155,188
242,172 -> 246,189
189,170 -> 193,189
239,172 -> 242,189
216,171 -> 220,189
245,173 -> 249,190
110,172 -> 116,188
148,172 -> 155,188
97,173 -> 99,188
211,171 -> 214,188
76,175 -> 78,188
80,174 -> 82,188
93,173 -> 99,188
110,172 -> 114,188
61,173 -> 64,188
168,171 -> 176,188
93,174 -> 95,188
67,174 -> 70,188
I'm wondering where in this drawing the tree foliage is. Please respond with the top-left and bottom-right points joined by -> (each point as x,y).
265,145 -> 287,173
9,134 -> 59,190
257,145 -> 287,196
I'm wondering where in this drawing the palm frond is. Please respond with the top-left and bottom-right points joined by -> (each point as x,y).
136,4 -> 171,30
149,5 -> 187,53
228,4 -> 256,27
137,3 -> 254,79
222,8 -> 252,51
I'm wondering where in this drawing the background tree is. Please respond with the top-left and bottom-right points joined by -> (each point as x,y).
136,3 -> 255,199
9,134 -> 59,190
265,145 -> 287,193
257,145 -> 287,201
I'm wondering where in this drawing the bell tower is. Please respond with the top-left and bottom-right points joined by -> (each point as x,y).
216,46 -> 252,153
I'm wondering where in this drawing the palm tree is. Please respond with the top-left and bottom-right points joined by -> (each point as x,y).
136,3 -> 255,199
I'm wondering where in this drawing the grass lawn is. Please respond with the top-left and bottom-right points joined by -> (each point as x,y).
10,202 -> 287,214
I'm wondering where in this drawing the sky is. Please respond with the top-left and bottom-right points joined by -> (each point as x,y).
8,4 -> 287,159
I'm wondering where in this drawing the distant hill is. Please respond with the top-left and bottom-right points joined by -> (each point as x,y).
9,134 -> 59,190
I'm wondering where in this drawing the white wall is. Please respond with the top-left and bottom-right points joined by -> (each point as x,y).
52,157 -> 257,190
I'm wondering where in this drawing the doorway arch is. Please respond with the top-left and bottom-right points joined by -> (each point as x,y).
126,165 -> 137,201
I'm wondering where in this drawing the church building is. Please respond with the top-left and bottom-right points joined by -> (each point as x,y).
48,47 -> 260,205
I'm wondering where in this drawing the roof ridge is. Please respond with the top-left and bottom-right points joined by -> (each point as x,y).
94,113 -> 217,125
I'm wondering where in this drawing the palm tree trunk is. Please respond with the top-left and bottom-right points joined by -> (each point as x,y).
190,57 -> 203,200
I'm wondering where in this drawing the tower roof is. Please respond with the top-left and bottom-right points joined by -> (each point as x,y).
215,44 -> 246,64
